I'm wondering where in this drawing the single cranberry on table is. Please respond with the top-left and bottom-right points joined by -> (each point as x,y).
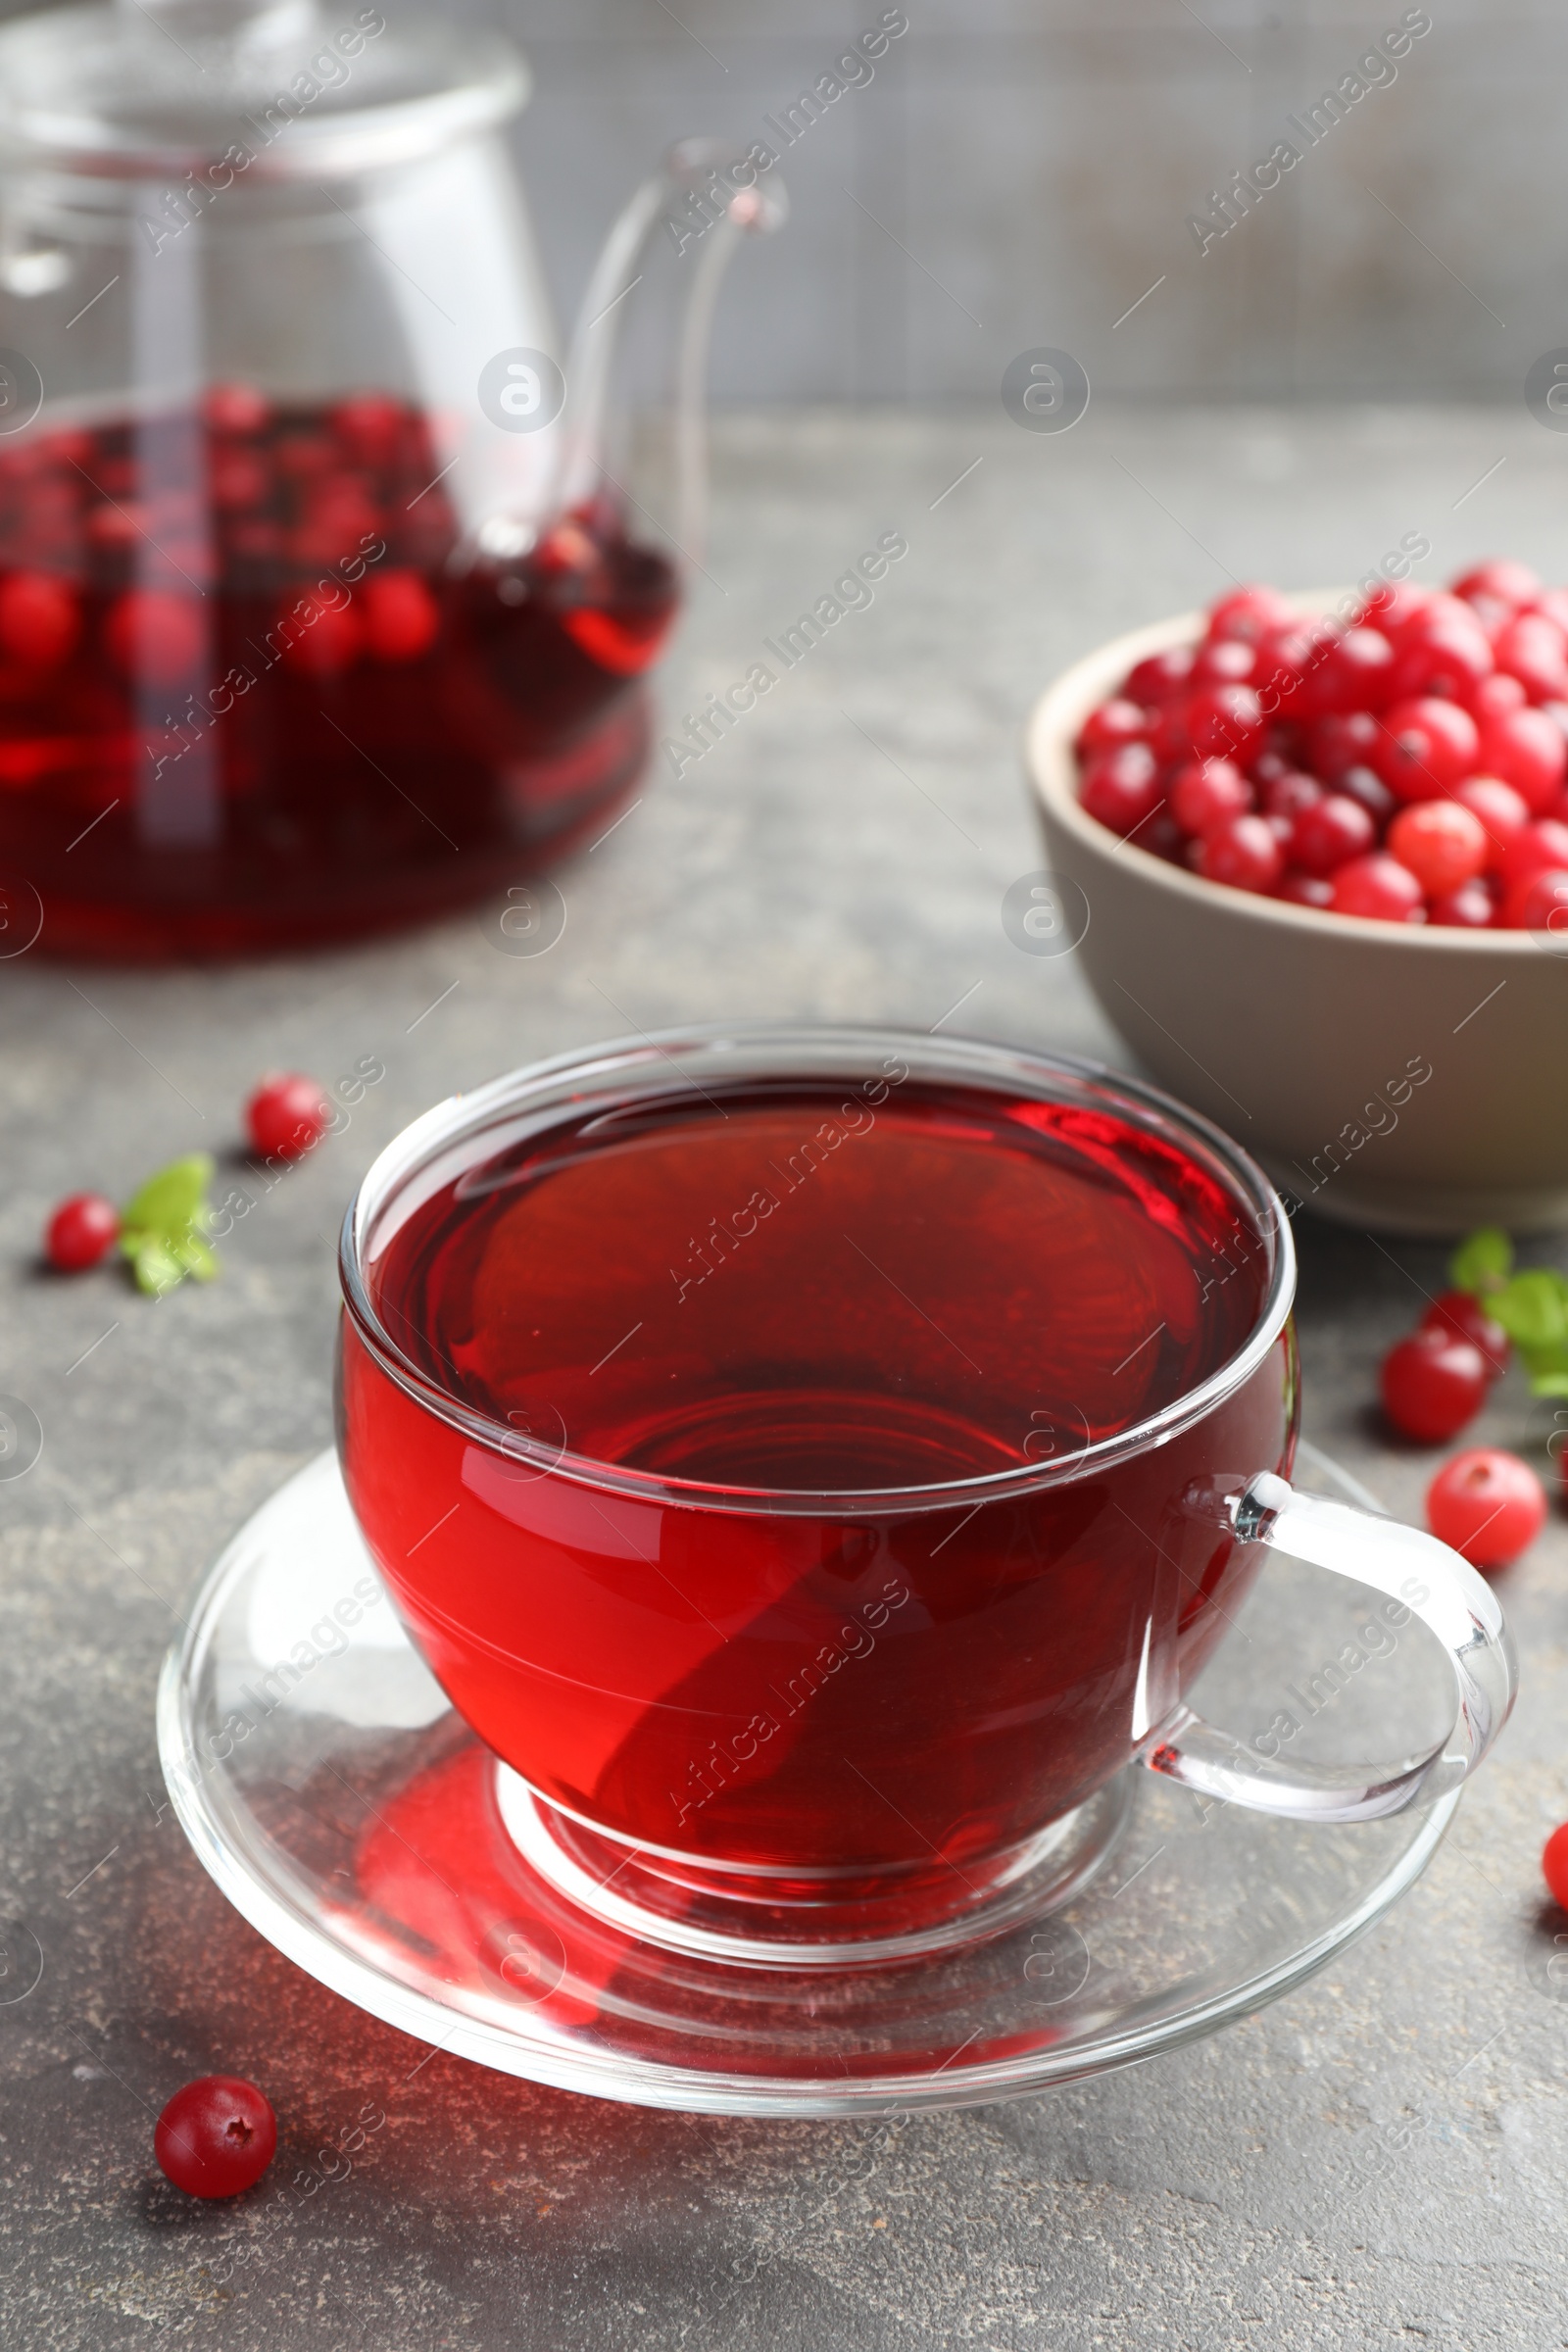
247,1073 -> 330,1162
1193,811 -> 1283,894
1329,852 -> 1425,923
1544,1824 -> 1568,1912
1370,697 -> 1480,800
1386,799 -> 1489,897
1381,1327 -> 1490,1443
1421,1290 -> 1510,1376
44,1193 -> 120,1272
1427,1447 -> 1545,1572
155,2075 -> 276,2199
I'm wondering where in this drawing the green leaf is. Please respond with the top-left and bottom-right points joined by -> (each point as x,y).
1450,1225 -> 1513,1294
118,1152 -> 219,1296
120,1152 -> 214,1241
131,1237 -> 185,1297
1526,1370 -> 1568,1399
1489,1268 -> 1568,1350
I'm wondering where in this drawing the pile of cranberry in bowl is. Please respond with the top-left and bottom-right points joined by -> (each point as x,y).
1074,559 -> 1568,934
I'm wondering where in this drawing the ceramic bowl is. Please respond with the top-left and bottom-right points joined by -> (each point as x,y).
1024,597 -> 1568,1235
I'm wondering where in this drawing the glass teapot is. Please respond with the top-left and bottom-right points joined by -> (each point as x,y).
0,0 -> 780,956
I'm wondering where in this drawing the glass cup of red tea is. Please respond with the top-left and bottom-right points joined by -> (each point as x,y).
335,1028 -> 1515,1966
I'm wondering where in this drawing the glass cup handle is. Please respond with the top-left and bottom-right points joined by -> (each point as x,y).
1141,1472 -> 1519,1823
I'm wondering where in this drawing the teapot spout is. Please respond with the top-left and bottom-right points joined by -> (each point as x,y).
556,139 -> 786,569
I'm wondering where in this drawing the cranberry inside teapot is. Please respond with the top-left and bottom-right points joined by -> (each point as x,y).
0,395 -> 677,957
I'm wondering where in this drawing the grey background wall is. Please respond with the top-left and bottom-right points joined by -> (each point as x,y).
465,0 -> 1555,406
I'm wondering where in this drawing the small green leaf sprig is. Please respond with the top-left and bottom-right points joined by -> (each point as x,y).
118,1153 -> 219,1297
1451,1226 -> 1568,1398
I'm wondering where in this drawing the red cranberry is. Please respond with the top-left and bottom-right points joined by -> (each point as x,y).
203,382 -> 270,435
1477,706 -> 1566,812
1371,697 -> 1480,800
1292,792 -> 1376,876
1330,853 -> 1425,923
1452,558 -> 1543,610
1276,869 -> 1335,907
1427,1447 -> 1545,1571
361,569 -> 440,663
0,571 -> 79,670
1194,812 -> 1283,894
155,2075 -> 276,2199
1381,1328 -> 1489,1443
1206,584 -> 1298,642
105,590 -> 204,688
1386,798 -> 1489,896
1421,1291 -> 1510,1376
1497,816 -> 1568,891
1080,743 -> 1162,836
1358,580 -> 1431,639
1494,612 -> 1568,700
331,392 -> 407,469
1179,682 -> 1265,764
1335,764 -> 1397,826
1386,622 -> 1494,706
1452,775 -> 1530,866
247,1073 -> 330,1161
1076,698 -> 1149,760
1429,878 -> 1495,928
1472,670 -> 1528,718
1305,625 -> 1395,714
1308,710 -> 1382,783
279,596 -> 362,679
1169,757 -> 1251,836
1546,1824 -> 1568,1911
45,1193 -> 119,1272
1502,864 -> 1568,935
1122,646 -> 1195,707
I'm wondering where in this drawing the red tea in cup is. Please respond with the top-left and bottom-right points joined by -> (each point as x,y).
338,1032 -> 1297,1954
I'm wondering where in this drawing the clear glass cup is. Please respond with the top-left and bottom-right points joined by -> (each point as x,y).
334,1026 -> 1517,1968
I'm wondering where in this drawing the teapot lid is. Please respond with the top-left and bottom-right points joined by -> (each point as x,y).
0,0 -> 529,178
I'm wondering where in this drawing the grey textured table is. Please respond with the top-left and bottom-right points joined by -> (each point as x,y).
3,407 -> 1567,2350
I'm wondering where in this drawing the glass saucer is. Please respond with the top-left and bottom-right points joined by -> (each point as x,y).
157,1445 -> 1459,2118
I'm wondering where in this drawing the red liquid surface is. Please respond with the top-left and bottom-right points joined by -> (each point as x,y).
338,1075 -> 1295,1901
0,395 -> 677,956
